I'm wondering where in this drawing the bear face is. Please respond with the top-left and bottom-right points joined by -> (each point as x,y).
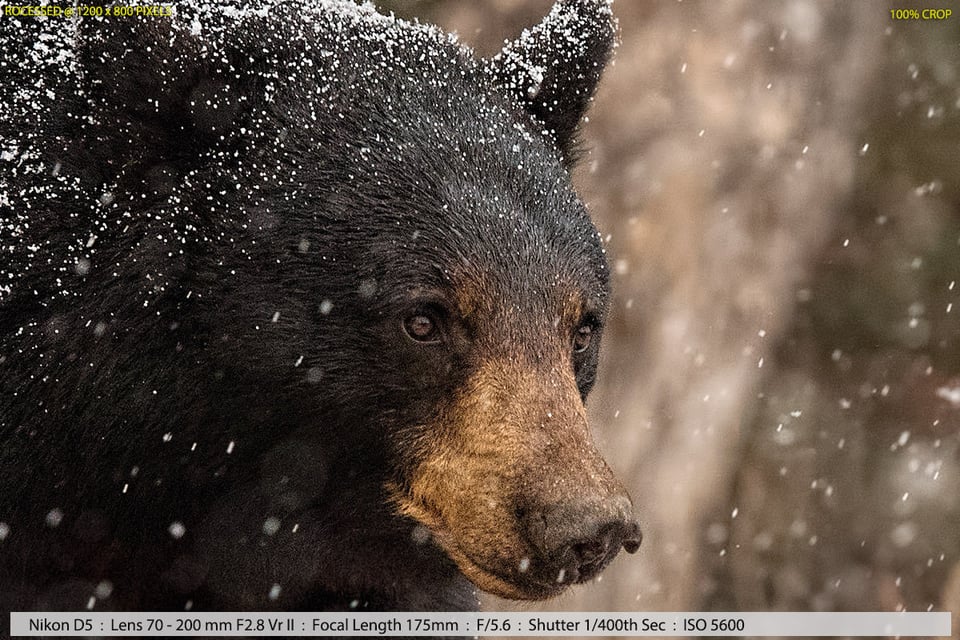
0,0 -> 639,612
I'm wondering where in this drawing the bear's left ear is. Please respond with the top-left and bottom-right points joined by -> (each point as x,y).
490,0 -> 616,164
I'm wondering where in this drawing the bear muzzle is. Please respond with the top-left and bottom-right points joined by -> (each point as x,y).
392,463 -> 642,600
391,357 -> 641,600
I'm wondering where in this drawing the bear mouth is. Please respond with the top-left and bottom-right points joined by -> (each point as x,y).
417,514 -> 590,599
388,483 -> 572,599
431,529 -> 570,601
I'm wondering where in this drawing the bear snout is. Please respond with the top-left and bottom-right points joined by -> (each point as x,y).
518,491 -> 642,586
393,355 -> 642,599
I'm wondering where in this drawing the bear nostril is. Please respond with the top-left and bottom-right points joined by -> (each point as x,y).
570,543 -> 606,577
571,539 -> 605,570
622,521 -> 643,554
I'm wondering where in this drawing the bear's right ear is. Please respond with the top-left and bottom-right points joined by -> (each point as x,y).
490,0 -> 616,165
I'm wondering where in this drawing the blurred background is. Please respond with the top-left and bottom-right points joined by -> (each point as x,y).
385,1 -> 960,637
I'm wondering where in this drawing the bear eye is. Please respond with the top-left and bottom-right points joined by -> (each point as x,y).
573,324 -> 593,353
403,313 -> 441,344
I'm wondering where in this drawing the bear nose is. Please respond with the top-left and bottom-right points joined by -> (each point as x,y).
567,519 -> 642,580
521,495 -> 642,583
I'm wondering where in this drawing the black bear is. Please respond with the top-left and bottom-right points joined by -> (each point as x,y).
0,0 -> 640,617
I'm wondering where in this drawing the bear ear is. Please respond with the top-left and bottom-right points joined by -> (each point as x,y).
490,0 -> 616,164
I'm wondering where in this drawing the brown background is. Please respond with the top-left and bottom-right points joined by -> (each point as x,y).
381,2 -> 960,637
